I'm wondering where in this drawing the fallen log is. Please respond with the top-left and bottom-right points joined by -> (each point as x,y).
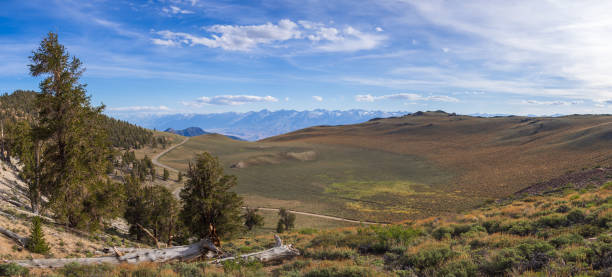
5,235 -> 299,268
6,239 -> 220,268
0,226 -> 28,247
210,235 -> 299,264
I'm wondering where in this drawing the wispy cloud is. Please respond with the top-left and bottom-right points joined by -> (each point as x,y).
355,93 -> 459,102
182,95 -> 279,106
162,6 -> 194,15
152,19 -> 385,52
521,100 -> 583,106
402,0 -> 612,101
312,95 -> 323,102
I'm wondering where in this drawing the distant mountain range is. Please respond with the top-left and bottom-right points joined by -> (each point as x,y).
164,127 -> 244,140
125,109 -> 408,141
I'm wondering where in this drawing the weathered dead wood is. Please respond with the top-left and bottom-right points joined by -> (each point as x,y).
7,239 -> 221,268
6,235 -> 299,268
136,223 -> 160,249
210,235 -> 299,264
0,226 -> 28,247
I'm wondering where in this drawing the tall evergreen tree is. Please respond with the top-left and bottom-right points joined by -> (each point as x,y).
29,32 -> 121,230
179,152 -> 243,246
26,216 -> 50,254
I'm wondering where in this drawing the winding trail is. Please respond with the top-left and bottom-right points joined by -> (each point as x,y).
152,137 -> 189,173
153,136 -> 383,225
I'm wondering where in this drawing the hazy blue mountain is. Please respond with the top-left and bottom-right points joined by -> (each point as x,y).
164,127 -> 244,140
126,109 -> 407,141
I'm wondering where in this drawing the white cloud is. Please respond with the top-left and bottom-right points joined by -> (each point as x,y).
355,93 -> 459,102
108,105 -> 170,112
153,19 -> 385,52
162,6 -> 194,15
376,27 -> 383,32
155,19 -> 301,51
312,96 -> 323,102
403,0 -> 612,102
521,100 -> 583,106
183,95 -> 278,106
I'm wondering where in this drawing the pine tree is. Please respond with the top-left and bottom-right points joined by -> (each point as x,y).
26,216 -> 50,254
243,207 -> 264,231
276,208 -> 296,233
177,171 -> 183,182
29,32 -> 121,230
179,152 -> 243,246
163,168 -> 169,181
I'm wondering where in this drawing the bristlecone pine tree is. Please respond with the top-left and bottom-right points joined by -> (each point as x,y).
179,152 -> 243,246
243,207 -> 264,231
26,216 -> 50,254
276,208 -> 296,233
29,32 -> 123,230
163,168 -> 169,181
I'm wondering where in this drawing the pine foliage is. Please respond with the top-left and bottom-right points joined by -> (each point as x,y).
179,152 -> 243,244
26,216 -> 50,254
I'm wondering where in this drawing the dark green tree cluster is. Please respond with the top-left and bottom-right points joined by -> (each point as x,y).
243,207 -> 264,231
119,151 -> 155,182
0,90 -> 155,152
124,176 -> 180,246
102,117 -> 154,150
151,136 -> 168,149
276,208 -> 296,233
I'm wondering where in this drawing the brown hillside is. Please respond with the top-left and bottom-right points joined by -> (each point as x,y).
263,112 -> 612,199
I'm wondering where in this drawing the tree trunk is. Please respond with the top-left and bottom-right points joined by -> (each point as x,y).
5,235 -> 299,268
0,226 -> 28,247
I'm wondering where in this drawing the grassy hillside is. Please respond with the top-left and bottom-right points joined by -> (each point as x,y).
11,169 -> 610,276
159,112 -> 612,223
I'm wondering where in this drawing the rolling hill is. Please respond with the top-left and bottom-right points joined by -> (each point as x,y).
158,111 -> 612,222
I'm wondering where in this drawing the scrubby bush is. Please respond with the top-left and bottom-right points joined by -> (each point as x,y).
59,262 -> 114,277
550,233 -> 583,248
302,266 -> 376,277
515,240 -> 555,271
0,263 -> 29,277
567,209 -> 586,224
304,247 -> 357,260
502,220 -> 535,236
437,259 -> 478,277
480,248 -> 523,275
537,214 -> 567,228
389,244 -> 456,271
432,226 -> 452,240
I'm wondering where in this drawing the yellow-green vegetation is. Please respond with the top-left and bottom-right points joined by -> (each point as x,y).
6,182 -> 610,276
159,134 -> 458,222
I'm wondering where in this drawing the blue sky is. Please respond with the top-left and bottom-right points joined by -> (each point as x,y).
1,0 -> 611,117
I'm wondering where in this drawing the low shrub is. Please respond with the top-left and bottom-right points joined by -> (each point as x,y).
302,266 -> 376,277
437,259 -> 478,277
567,209 -> 586,224
514,240 -> 556,271
480,248 -> 523,275
388,244 -> 456,271
537,214 -> 567,228
59,262 -> 114,277
304,247 -> 357,260
432,226 -> 453,240
550,233 -> 583,248
0,263 -> 29,277
502,220 -> 535,236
